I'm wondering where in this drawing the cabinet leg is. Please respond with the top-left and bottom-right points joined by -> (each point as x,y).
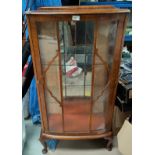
39,137 -> 48,154
104,136 -> 113,151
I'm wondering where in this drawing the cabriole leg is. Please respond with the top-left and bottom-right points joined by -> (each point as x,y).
39,132 -> 48,154
104,136 -> 113,151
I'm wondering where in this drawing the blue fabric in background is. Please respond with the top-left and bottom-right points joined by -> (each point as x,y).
26,0 -> 62,10
23,0 -> 62,39
23,0 -> 62,151
29,77 -> 41,124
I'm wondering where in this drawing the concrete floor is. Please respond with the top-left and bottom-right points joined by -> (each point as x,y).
23,119 -> 122,155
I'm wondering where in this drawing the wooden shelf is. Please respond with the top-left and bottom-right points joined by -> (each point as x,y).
48,98 -> 106,133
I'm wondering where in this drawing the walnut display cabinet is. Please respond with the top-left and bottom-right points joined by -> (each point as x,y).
26,6 -> 129,153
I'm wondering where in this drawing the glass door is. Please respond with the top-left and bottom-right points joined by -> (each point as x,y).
36,16 -> 119,134
59,20 -> 94,133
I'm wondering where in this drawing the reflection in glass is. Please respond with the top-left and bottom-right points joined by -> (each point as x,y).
37,21 -> 63,132
59,21 -> 94,99
91,19 -> 118,131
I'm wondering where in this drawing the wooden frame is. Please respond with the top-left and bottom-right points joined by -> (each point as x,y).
26,6 -> 129,153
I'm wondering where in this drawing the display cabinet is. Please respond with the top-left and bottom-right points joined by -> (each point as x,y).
26,6 -> 129,153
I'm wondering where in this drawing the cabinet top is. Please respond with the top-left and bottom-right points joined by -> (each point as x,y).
25,5 -> 130,15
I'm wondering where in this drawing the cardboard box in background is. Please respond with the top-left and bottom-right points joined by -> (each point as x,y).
117,119 -> 132,155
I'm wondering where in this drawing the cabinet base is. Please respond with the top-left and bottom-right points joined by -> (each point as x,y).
39,130 -> 113,153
